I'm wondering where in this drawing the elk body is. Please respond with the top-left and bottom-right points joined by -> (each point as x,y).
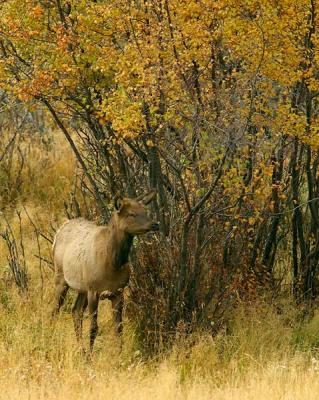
52,191 -> 159,351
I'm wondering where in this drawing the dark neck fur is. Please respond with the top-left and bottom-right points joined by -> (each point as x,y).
114,233 -> 133,268
108,213 -> 134,269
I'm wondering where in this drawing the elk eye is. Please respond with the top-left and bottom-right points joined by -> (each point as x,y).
128,212 -> 136,217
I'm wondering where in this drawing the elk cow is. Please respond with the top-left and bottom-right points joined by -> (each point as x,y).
52,190 -> 159,351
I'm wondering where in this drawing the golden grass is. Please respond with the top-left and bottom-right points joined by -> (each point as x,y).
2,362 -> 319,400
0,129 -> 77,213
0,279 -> 318,400
1,131 -> 319,399
0,295 -> 319,400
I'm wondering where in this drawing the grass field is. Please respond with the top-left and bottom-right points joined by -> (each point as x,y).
0,132 -> 319,399
0,291 -> 319,400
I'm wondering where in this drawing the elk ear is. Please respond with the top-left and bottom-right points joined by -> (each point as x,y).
138,189 -> 157,205
114,195 -> 123,211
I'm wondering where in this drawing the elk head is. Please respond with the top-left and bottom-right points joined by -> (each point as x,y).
114,190 -> 159,235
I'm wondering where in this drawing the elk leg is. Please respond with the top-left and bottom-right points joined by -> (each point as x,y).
72,292 -> 88,344
111,292 -> 124,335
52,276 -> 69,316
88,291 -> 99,352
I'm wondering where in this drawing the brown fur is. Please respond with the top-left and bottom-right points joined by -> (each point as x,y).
52,191 -> 158,351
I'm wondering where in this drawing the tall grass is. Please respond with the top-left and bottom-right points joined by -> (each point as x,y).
0,291 -> 319,400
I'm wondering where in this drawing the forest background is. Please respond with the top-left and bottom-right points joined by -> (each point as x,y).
0,1 -> 319,398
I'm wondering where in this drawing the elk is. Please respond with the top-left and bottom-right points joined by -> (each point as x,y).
52,190 -> 159,351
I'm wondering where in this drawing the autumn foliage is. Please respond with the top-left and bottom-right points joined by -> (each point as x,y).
1,0 -> 319,351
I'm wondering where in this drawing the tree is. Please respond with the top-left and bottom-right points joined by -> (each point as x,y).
2,0 -> 319,352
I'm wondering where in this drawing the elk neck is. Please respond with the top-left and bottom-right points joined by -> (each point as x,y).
108,213 -> 134,269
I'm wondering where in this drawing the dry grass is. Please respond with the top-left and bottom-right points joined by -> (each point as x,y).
0,131 -> 319,399
1,360 -> 319,400
0,293 -> 319,400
